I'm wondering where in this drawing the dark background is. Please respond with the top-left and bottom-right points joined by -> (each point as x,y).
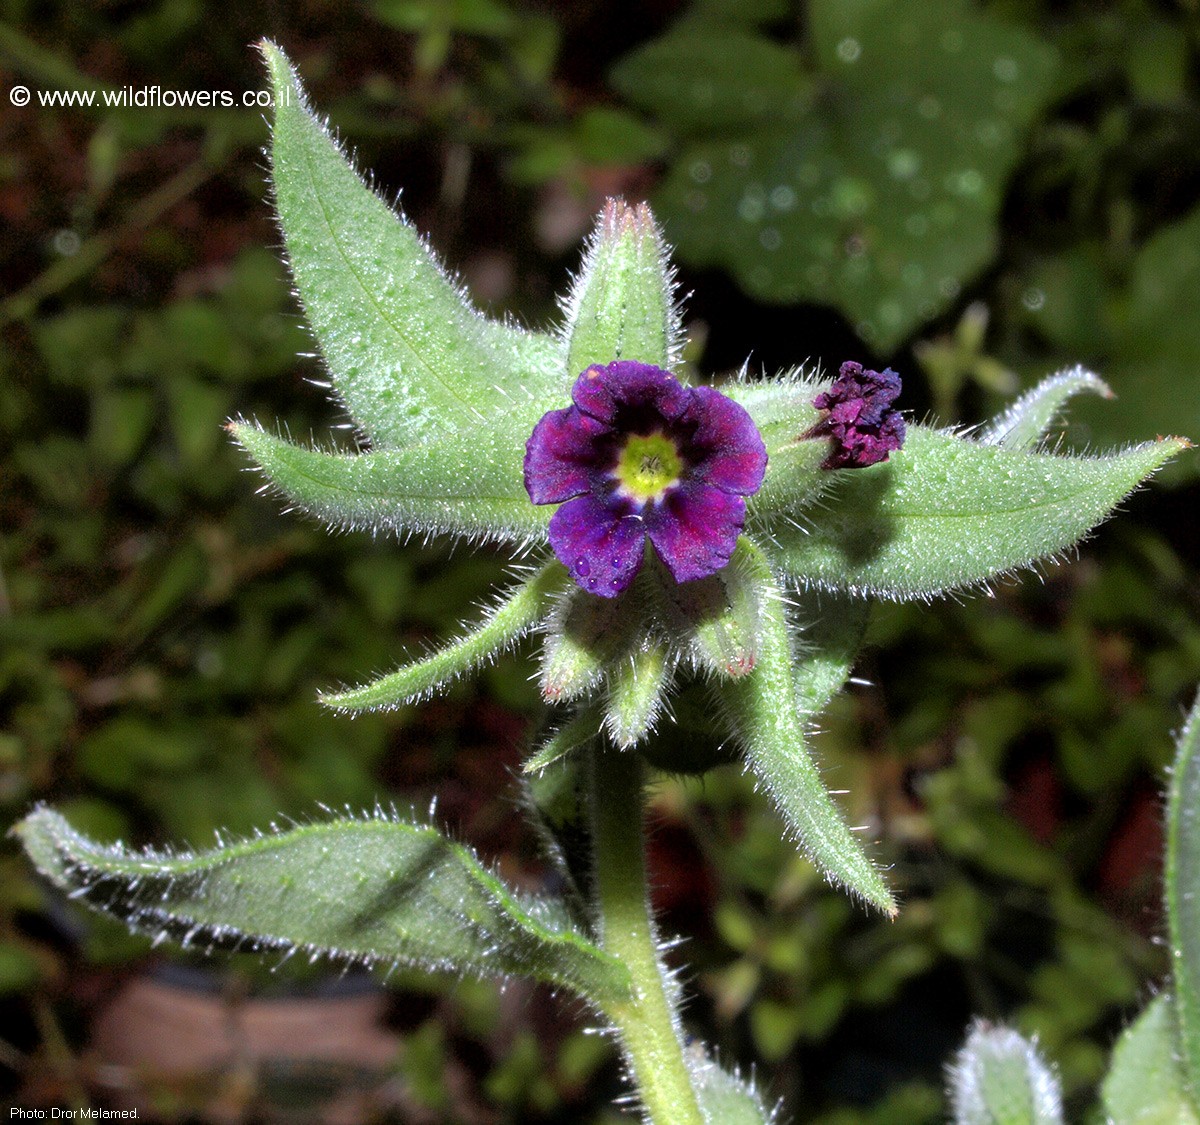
3,1 -> 1199,1120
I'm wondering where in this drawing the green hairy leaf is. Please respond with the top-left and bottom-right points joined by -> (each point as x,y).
791,591 -> 870,715
16,807 -> 631,1002
1102,995 -> 1200,1125
562,199 -> 679,375
230,421 -> 549,546
539,586 -> 636,702
524,706 -> 601,775
261,41 -> 564,446
980,366 -> 1112,450
770,427 -> 1187,599
1167,688 -> 1200,1102
720,540 -> 895,915
947,1022 -> 1063,1125
319,562 -> 568,713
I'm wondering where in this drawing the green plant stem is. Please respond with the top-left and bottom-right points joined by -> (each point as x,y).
589,745 -> 704,1125
1167,688 -> 1200,1100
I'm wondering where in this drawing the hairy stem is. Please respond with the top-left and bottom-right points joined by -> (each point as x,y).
589,745 -> 704,1125
1167,688 -> 1200,1100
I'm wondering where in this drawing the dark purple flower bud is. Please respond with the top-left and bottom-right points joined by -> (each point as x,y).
524,361 -> 767,597
809,361 -> 906,470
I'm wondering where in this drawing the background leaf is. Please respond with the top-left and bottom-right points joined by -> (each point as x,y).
1045,205 -> 1200,481
615,0 -> 1058,348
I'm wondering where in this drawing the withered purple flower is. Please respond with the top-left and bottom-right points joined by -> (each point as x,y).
810,361 -> 906,470
524,361 -> 767,597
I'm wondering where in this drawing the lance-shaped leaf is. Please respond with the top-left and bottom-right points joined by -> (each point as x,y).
1102,995 -> 1200,1125
521,748 -> 594,916
719,539 -> 894,914
231,421 -> 548,546
17,807 -> 631,1002
771,427 -> 1188,599
261,41 -> 565,446
562,199 -> 680,375
524,705 -> 601,776
980,366 -> 1111,451
1167,688 -> 1200,1102
792,589 -> 871,715
947,1022 -> 1063,1125
320,562 -> 567,713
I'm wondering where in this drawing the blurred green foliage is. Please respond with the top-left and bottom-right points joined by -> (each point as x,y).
614,0 -> 1059,349
2,0 -> 1198,1120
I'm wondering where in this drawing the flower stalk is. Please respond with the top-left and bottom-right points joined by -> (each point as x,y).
589,745 -> 705,1125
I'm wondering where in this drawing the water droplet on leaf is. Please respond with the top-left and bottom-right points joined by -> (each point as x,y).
770,185 -> 796,211
940,29 -> 964,53
887,149 -> 921,181
992,57 -> 1019,82
738,193 -> 765,223
917,95 -> 942,120
830,177 -> 873,218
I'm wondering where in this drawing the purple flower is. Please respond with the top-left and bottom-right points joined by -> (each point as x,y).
524,361 -> 767,597
809,361 -> 906,470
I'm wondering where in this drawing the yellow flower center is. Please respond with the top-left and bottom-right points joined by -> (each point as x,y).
613,431 -> 683,502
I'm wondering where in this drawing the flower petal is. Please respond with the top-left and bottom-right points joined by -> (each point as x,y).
572,360 -> 690,425
645,483 -> 746,584
548,494 -> 646,597
524,406 -> 610,504
683,386 -> 768,494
